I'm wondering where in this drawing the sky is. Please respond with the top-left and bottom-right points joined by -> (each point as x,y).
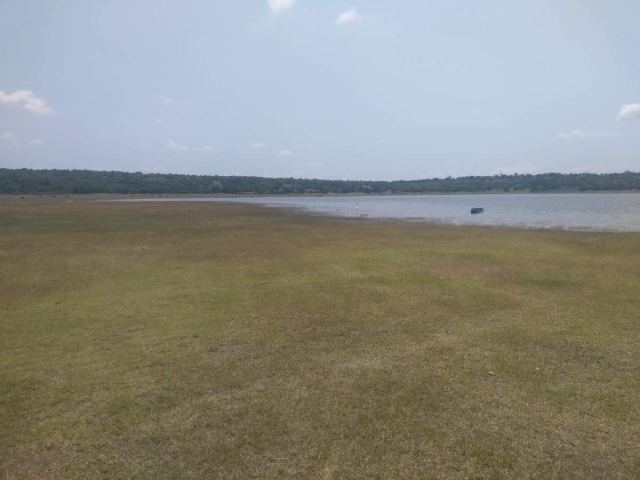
1,0 -> 639,181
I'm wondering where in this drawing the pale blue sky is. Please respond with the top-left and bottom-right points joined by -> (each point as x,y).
1,0 -> 639,180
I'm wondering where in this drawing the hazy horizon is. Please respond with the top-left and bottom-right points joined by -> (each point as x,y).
1,1 -> 639,181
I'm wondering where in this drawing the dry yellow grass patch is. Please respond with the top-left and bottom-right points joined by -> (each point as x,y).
1,197 -> 639,479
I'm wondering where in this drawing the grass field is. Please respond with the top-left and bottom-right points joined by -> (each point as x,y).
1,198 -> 639,479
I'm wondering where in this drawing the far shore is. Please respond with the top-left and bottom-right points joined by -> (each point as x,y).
2,189 -> 640,202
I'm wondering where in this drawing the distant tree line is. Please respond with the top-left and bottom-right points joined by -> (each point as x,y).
1,168 -> 640,195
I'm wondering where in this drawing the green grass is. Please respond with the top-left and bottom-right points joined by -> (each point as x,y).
1,198 -> 639,479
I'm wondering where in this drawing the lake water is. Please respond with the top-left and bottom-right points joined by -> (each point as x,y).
118,194 -> 640,232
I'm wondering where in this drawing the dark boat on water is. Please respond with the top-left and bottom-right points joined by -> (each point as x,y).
471,207 -> 484,214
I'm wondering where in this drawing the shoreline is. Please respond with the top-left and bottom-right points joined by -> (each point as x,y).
101,196 -> 640,234
3,193 -> 640,233
2,190 -> 640,201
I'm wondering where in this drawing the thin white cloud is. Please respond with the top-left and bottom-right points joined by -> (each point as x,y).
277,149 -> 295,157
336,8 -> 360,25
268,0 -> 295,12
617,102 -> 640,121
0,90 -> 55,115
29,139 -> 44,146
166,139 -> 190,152
193,145 -> 216,154
305,162 -> 324,168
557,129 -> 619,140
0,132 -> 18,145
166,140 -> 216,154
160,96 -> 177,107
153,118 -> 164,127
249,142 -> 267,148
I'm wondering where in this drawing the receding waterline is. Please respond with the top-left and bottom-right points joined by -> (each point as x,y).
110,194 -> 640,232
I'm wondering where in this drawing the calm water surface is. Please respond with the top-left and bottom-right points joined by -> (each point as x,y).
119,194 -> 640,232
